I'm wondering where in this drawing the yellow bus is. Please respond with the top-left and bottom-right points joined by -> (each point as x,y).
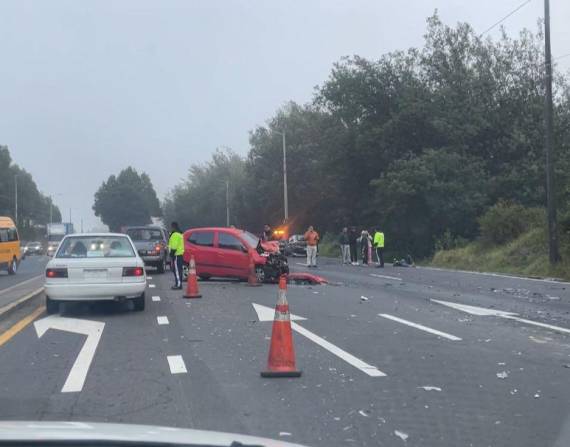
0,216 -> 21,274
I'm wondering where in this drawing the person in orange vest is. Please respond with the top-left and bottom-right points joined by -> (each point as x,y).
304,226 -> 320,268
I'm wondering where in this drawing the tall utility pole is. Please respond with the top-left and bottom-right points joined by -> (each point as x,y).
544,0 -> 561,263
14,175 -> 18,224
226,180 -> 230,227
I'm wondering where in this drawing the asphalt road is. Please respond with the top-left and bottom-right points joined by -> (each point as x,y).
1,257 -> 570,446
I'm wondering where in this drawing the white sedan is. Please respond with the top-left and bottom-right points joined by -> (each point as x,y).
44,233 -> 147,314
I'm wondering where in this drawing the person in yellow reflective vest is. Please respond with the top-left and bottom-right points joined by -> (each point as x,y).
373,228 -> 385,268
168,222 -> 184,289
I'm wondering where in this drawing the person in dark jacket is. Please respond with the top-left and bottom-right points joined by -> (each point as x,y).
348,226 -> 359,265
339,227 -> 350,264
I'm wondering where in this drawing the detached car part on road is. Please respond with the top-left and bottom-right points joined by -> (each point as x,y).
182,227 -> 289,283
124,225 -> 169,273
44,233 -> 147,314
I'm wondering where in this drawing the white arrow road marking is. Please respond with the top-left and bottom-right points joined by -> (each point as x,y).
157,316 -> 169,325
151,296 -> 161,302
252,303 -> 306,321
432,299 -> 570,335
34,315 -> 105,393
379,314 -> 462,341
167,355 -> 187,374
370,273 -> 402,281
252,303 -> 385,377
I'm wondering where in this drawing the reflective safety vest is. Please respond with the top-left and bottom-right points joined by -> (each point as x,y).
373,232 -> 385,248
168,231 -> 184,256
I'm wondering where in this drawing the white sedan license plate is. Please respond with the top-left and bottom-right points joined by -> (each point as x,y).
83,268 -> 108,279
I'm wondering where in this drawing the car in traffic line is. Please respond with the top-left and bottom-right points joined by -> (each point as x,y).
124,225 -> 169,273
0,216 -> 21,275
25,241 -> 44,255
44,233 -> 147,314
182,227 -> 288,283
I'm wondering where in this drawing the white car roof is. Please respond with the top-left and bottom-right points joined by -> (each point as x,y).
65,233 -> 128,238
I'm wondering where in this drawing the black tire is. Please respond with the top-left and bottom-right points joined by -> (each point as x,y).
46,296 -> 59,314
7,257 -> 17,275
156,259 -> 166,274
255,266 -> 265,283
133,293 -> 145,311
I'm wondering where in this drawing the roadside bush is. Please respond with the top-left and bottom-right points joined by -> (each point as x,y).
434,229 -> 469,252
318,232 -> 341,258
478,201 -> 544,246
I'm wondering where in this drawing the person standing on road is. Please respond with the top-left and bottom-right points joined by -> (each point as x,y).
168,222 -> 184,290
373,228 -> 385,268
349,226 -> 359,265
304,225 -> 320,268
260,224 -> 272,241
360,230 -> 372,265
339,227 -> 350,264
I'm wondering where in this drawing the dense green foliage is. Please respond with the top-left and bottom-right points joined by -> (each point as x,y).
0,146 -> 61,239
93,167 -> 161,232
478,202 -> 544,246
165,15 -> 570,257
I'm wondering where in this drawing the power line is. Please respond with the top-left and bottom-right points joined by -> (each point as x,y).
552,52 -> 570,63
479,0 -> 533,37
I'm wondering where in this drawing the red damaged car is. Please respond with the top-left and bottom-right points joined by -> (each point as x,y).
182,227 -> 288,282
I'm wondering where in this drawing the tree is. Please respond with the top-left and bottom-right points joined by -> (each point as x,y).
93,167 -> 161,232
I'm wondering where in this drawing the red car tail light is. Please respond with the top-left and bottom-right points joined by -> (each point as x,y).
46,268 -> 68,278
123,267 -> 144,277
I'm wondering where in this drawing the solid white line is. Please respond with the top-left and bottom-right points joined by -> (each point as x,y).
502,315 -> 570,335
379,314 -> 462,341
290,322 -> 386,377
0,287 -> 44,317
151,296 -> 161,302
420,266 -> 570,285
157,316 -> 169,325
0,275 -> 44,296
148,284 -> 156,288
167,355 -> 187,374
370,273 -> 402,281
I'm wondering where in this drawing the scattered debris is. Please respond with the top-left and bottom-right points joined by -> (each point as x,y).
497,362 -> 506,366
563,364 -> 570,369
534,393 -> 541,399
279,432 -> 292,437
419,386 -> 442,392
394,430 -> 409,442
360,296 -> 369,302
496,371 -> 509,379
358,410 -> 370,417
510,389 -> 518,395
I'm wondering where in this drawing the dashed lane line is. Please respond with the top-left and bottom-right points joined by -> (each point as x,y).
0,275 -> 44,296
167,355 -> 187,374
370,273 -> 402,281
151,296 -> 161,302
147,276 -> 153,280
378,314 -> 462,341
157,316 -> 169,325
148,284 -> 156,288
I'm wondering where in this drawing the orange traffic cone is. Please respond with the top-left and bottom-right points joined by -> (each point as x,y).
247,254 -> 262,287
261,275 -> 302,378
184,255 -> 202,299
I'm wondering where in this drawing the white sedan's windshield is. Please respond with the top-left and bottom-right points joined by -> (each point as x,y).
56,236 -> 135,258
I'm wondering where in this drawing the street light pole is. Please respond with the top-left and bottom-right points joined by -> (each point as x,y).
14,175 -> 18,224
544,0 -> 560,263
226,180 -> 230,227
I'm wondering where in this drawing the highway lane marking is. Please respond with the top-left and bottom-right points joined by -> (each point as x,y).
421,266 -> 570,285
370,273 -> 402,281
0,275 -> 44,296
157,316 -> 169,325
151,296 -> 161,302
167,355 -> 187,374
378,314 -> 462,341
0,305 -> 45,348
0,287 -> 44,317
432,299 -> 570,335
148,284 -> 156,288
34,316 -> 105,393
253,303 -> 385,377
147,276 -> 153,280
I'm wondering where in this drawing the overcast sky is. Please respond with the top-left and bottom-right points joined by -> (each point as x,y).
1,0 -> 569,230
